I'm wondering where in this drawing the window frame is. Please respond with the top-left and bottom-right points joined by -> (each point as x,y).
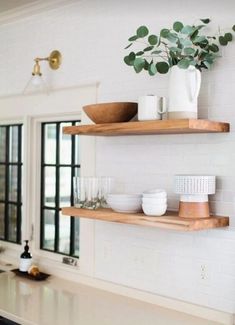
0,123 -> 23,244
40,120 -> 81,257
0,84 -> 98,276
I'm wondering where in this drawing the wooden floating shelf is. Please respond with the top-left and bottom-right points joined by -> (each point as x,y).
62,207 -> 229,231
63,119 -> 230,136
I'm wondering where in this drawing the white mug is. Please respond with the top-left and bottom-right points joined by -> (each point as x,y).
138,95 -> 166,121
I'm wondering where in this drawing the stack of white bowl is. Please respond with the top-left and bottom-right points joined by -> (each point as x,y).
107,194 -> 142,213
142,189 -> 167,216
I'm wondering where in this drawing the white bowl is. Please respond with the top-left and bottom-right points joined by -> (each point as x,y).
142,197 -> 167,204
107,198 -> 142,213
142,204 -> 167,216
108,193 -> 142,199
142,189 -> 167,199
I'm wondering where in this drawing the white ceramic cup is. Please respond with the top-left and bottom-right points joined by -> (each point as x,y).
138,95 -> 166,121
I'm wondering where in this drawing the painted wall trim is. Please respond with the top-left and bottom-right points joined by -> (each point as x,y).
0,0 -> 79,26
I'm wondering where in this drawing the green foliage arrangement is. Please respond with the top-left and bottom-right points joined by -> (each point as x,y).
124,19 -> 235,75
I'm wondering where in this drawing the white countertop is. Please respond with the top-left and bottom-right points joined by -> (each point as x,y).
0,271 -> 220,325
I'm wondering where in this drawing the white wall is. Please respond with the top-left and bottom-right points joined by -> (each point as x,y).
0,0 -> 235,314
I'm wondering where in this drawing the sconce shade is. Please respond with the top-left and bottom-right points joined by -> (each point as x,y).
23,50 -> 62,95
23,75 -> 49,95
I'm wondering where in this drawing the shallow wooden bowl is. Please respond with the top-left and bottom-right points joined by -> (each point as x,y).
83,102 -> 137,124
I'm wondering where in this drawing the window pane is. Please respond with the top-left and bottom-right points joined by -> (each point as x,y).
0,127 -> 6,162
0,166 -> 5,200
9,166 -> 18,202
43,209 -> 55,251
58,212 -> 70,254
9,126 -> 19,163
60,123 -> 72,165
44,124 -> 56,164
44,167 -> 56,207
60,167 -> 71,207
0,203 -> 5,239
74,218 -> 79,257
8,204 -> 17,242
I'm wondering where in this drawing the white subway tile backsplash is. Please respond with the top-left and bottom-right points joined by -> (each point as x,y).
1,0 -> 235,315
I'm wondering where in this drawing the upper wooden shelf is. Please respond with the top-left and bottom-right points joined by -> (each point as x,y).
63,119 -> 230,136
62,207 -> 229,231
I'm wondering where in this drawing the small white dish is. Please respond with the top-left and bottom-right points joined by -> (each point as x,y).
142,189 -> 167,199
142,197 -> 167,204
107,197 -> 142,213
142,204 -> 167,216
108,193 -> 142,199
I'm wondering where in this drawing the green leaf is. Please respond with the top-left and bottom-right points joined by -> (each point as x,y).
156,62 -> 169,74
166,32 -> 178,42
151,50 -> 162,55
148,35 -> 158,45
177,59 -> 190,69
203,61 -> 211,69
224,32 -> 233,42
124,56 -> 133,66
148,63 -> 157,76
136,51 -> 144,56
209,44 -> 219,52
128,52 -> 136,61
160,28 -> 170,38
219,36 -> 228,46
181,25 -> 194,35
179,38 -> 193,47
184,47 -> 195,55
194,35 -> 206,43
128,35 -> 138,41
144,46 -> 154,52
124,43 -> 133,50
173,21 -> 184,32
169,46 -> 181,53
233,25 -> 235,32
144,60 -> 150,70
133,57 -> 145,73
200,18 -> 210,24
136,26 -> 149,38
190,29 -> 199,40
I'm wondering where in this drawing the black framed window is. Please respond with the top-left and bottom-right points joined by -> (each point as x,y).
0,124 -> 23,244
40,121 -> 80,257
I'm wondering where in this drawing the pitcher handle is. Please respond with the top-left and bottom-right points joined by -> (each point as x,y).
187,68 -> 201,102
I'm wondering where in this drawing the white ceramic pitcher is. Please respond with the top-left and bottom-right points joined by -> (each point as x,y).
168,65 -> 201,119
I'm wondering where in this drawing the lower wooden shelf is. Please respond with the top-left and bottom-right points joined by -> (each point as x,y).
62,207 -> 229,231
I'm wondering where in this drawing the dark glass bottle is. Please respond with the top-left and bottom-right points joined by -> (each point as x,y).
19,240 -> 32,272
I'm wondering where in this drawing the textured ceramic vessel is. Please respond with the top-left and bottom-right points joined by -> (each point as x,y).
174,175 -> 216,219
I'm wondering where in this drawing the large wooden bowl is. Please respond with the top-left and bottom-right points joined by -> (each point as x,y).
83,102 -> 137,124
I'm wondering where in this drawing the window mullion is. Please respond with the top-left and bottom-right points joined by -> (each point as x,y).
16,125 -> 22,243
70,122 -> 76,256
54,123 -> 60,253
4,126 -> 9,241
40,124 -> 45,249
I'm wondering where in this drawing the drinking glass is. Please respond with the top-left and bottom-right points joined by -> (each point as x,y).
84,177 -> 100,210
73,177 -> 86,208
100,177 -> 114,208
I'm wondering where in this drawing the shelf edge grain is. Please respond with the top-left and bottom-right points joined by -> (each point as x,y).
63,119 -> 230,136
62,207 -> 229,232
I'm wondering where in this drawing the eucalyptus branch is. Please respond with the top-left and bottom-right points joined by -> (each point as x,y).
124,19 -> 235,75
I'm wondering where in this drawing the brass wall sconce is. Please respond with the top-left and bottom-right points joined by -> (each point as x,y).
23,50 -> 62,94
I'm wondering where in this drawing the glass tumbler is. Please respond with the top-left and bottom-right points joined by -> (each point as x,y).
73,177 -> 86,208
84,177 -> 100,210
100,177 -> 114,208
